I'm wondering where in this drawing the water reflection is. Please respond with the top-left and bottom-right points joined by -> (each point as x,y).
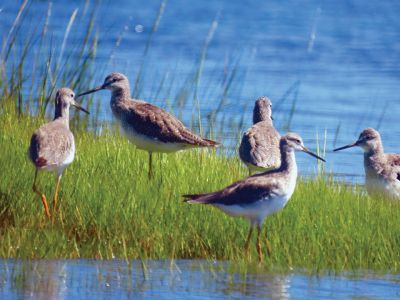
2,260 -> 68,300
219,272 -> 290,299
1,259 -> 399,299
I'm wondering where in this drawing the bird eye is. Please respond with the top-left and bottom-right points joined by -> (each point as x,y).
70,94 -> 74,98
296,139 -> 301,143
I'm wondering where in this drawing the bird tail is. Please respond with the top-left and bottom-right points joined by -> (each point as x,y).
183,193 -> 214,204
201,138 -> 220,147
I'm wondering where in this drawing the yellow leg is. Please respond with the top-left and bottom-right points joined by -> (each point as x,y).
53,175 -> 62,212
148,152 -> 153,179
256,225 -> 263,262
244,225 -> 253,254
32,169 -> 51,218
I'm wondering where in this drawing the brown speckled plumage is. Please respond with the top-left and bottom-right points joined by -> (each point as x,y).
185,134 -> 299,207
80,72 -> 218,149
239,97 -> 280,172
77,72 -> 218,178
28,88 -> 77,172
28,87 -> 89,218
112,98 -> 217,147
334,127 -> 400,199
78,73 -> 218,178
185,133 -> 325,261
29,120 -> 74,170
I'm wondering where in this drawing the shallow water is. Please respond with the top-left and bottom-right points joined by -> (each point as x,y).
1,1 -> 400,182
0,259 -> 399,299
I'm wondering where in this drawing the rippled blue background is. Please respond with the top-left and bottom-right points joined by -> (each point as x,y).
2,0 -> 400,182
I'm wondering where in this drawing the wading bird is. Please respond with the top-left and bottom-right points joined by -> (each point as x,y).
78,72 -> 218,179
239,96 -> 280,175
29,88 -> 89,218
334,128 -> 400,199
184,133 -> 325,261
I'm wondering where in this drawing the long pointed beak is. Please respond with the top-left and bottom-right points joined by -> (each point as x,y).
76,85 -> 104,98
301,146 -> 326,162
333,142 -> 358,152
72,100 -> 90,114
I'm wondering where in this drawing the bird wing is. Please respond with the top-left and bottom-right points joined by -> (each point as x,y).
239,122 -> 281,168
29,121 -> 74,168
183,175 -> 282,206
386,153 -> 400,181
119,101 -> 218,146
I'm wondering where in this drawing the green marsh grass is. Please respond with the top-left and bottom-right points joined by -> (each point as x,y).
1,2 -> 399,274
0,108 -> 399,273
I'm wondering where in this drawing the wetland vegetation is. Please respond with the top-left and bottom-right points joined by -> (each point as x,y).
0,106 -> 399,272
0,1 -> 399,274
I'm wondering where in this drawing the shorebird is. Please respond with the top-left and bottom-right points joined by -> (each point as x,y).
239,96 -> 280,175
77,72 -> 219,178
184,133 -> 325,261
28,88 -> 89,218
334,128 -> 400,199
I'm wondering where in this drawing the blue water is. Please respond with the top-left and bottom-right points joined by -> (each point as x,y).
1,1 -> 400,181
0,259 -> 399,299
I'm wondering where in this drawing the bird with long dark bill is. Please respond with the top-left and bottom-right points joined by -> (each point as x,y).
77,72 -> 218,179
184,133 -> 325,261
334,128 -> 400,199
29,88 -> 89,218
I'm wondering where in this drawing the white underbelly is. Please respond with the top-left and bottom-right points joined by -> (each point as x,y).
366,176 -> 400,199
214,195 -> 290,224
42,142 -> 75,176
214,169 -> 297,224
117,120 -> 189,153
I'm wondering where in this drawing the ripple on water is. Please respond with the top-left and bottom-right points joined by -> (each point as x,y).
0,259 -> 399,299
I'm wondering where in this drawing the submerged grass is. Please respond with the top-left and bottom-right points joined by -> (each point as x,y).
0,108 -> 399,273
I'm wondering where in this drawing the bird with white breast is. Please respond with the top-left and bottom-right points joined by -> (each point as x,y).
184,133 -> 325,261
29,88 -> 89,218
78,72 -> 219,179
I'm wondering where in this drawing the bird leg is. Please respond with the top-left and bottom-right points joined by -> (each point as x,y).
53,174 -> 62,212
32,169 -> 51,218
256,224 -> 263,262
148,152 -> 153,179
244,225 -> 254,254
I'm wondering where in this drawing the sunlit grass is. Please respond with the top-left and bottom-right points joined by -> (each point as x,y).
1,1 -> 399,274
0,109 -> 399,273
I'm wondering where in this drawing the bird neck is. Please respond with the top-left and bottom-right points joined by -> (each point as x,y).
54,106 -> 70,128
279,147 -> 297,175
363,140 -> 384,158
111,86 -> 131,103
253,110 -> 271,124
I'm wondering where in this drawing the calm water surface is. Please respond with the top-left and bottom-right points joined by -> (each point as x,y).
0,259 -> 399,299
1,1 -> 400,182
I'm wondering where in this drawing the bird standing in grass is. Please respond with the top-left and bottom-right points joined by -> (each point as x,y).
334,128 -> 400,199
28,88 -> 89,218
184,133 -> 325,261
239,96 -> 280,175
78,72 -> 219,179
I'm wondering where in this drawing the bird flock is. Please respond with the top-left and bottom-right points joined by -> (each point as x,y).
28,72 -> 400,261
